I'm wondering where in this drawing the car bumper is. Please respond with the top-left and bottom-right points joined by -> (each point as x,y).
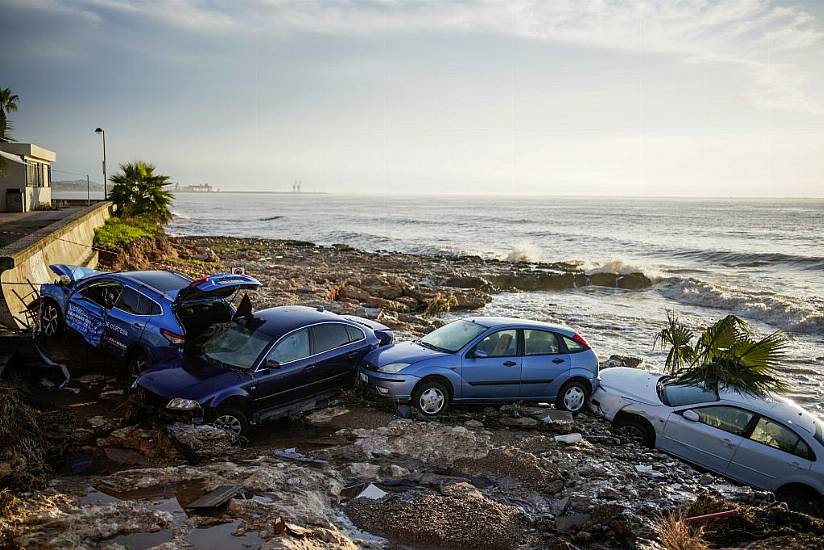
129,385 -> 206,425
358,368 -> 420,403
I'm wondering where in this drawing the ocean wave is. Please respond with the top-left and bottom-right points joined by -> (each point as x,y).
659,277 -> 824,334
506,242 -> 541,262
170,210 -> 191,219
585,260 -> 663,280
663,249 -> 824,271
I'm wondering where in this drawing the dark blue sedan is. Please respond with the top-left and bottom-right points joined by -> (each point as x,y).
38,264 -> 261,375
132,306 -> 393,436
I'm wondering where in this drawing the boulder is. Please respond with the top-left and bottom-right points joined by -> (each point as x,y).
96,426 -> 179,459
165,423 -> 237,459
601,355 -> 646,370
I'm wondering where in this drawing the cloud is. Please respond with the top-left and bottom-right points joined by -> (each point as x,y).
4,0 -> 823,115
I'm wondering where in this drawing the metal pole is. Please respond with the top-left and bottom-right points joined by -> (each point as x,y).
101,130 -> 107,200
86,175 -> 90,206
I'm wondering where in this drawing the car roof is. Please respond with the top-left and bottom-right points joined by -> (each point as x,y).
117,271 -> 193,294
720,389 -> 819,435
252,306 -> 354,338
465,316 -> 576,336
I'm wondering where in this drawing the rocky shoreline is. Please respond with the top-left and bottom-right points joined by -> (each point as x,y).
104,235 -> 652,337
2,235 -> 822,549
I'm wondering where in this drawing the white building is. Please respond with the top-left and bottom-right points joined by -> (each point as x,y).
0,142 -> 56,212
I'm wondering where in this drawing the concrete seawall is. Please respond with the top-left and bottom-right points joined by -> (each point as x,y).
0,202 -> 113,329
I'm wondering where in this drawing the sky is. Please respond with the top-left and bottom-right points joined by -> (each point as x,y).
1,0 -> 823,197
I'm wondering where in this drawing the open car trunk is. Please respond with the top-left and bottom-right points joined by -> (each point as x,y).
175,300 -> 234,350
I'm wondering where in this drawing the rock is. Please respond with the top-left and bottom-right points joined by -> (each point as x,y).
443,275 -> 493,290
304,406 -> 349,425
464,419 -> 484,429
381,464 -> 410,478
601,355 -> 646,369
500,416 -> 539,428
539,410 -> 575,431
556,512 -> 591,533
165,423 -> 237,459
353,306 -> 382,319
97,426 -> 179,459
345,462 -> 381,479
554,433 -> 583,444
99,389 -> 124,400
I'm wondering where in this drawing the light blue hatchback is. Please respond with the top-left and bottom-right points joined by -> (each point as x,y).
359,317 -> 599,416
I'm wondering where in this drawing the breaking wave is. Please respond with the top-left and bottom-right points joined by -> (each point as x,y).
662,249 -> 824,271
505,242 -> 541,262
659,277 -> 824,334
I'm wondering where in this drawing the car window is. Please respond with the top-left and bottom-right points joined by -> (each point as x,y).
201,322 -> 272,370
475,329 -> 518,358
524,330 -> 561,356
692,406 -> 754,435
312,323 -> 351,354
750,417 -> 813,460
421,320 -> 487,353
81,281 -> 122,309
562,335 -> 587,353
345,324 -> 365,343
661,383 -> 719,406
115,287 -> 157,315
269,328 -> 310,364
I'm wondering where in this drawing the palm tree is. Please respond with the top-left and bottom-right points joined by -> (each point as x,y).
654,312 -> 789,396
109,161 -> 174,223
0,87 -> 20,140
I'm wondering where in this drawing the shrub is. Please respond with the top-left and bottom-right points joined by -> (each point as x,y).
93,216 -> 159,250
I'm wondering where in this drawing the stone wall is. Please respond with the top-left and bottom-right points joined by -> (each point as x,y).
0,202 -> 113,329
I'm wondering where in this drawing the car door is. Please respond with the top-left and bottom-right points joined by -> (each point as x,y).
460,329 -> 521,399
66,279 -> 121,348
726,415 -> 816,490
253,328 -> 314,413
660,405 -> 754,475
104,286 -> 151,357
309,322 -> 365,392
519,329 -> 570,399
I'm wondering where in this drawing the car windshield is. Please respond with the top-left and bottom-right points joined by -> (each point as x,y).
201,321 -> 272,370
657,378 -> 719,406
419,320 -> 487,353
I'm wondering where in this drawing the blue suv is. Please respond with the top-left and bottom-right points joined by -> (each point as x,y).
38,264 -> 261,376
359,317 -> 599,416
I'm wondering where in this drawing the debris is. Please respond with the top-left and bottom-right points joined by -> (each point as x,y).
355,483 -> 387,500
186,485 -> 242,509
553,433 -> 583,444
304,406 -> 349,425
273,447 -> 329,466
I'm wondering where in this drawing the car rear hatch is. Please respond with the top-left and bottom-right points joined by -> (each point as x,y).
173,273 -> 262,307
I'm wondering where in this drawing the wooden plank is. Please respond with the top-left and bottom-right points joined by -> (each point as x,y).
186,485 -> 242,509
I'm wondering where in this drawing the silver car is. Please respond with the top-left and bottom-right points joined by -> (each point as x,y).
590,367 -> 824,500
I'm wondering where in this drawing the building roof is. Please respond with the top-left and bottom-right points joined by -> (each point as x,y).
0,143 -> 56,163
0,150 -> 26,165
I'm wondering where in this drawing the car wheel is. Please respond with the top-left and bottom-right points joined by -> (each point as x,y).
212,408 -> 249,437
614,416 -> 655,447
39,300 -> 63,337
412,380 -> 450,417
556,380 -> 589,414
128,349 -> 152,379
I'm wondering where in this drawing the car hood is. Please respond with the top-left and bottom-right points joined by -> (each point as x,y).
365,340 -> 449,367
136,355 -> 249,401
599,367 -> 663,405
49,264 -> 104,283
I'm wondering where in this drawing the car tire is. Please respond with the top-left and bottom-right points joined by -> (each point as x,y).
412,379 -> 450,417
128,349 -> 152,379
614,416 -> 655,447
39,299 -> 64,337
556,380 -> 589,414
212,408 -> 249,437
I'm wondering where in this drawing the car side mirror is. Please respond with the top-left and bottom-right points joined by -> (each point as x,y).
682,410 -> 700,422
265,359 -> 281,370
471,349 -> 488,359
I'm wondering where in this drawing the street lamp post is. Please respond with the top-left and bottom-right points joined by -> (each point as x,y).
95,127 -> 107,199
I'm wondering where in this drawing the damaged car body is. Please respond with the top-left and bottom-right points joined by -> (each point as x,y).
591,367 -> 824,498
38,265 -> 261,375
131,305 -> 393,436
359,317 -> 599,417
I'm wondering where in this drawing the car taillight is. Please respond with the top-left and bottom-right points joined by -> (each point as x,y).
572,333 -> 591,349
161,328 -> 186,347
189,276 -> 209,286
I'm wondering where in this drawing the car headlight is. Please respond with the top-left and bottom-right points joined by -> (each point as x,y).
166,398 -> 201,411
377,362 -> 410,374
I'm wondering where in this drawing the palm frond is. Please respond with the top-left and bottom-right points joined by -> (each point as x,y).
653,311 -> 695,374
108,160 -> 173,223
